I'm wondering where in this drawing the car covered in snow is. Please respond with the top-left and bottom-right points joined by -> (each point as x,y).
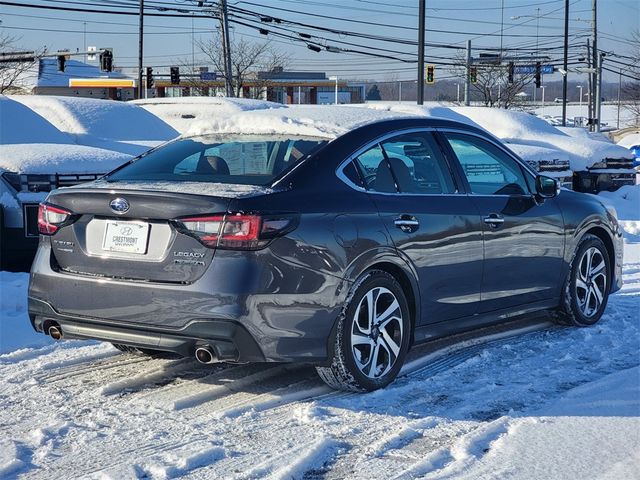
28,106 -> 623,392
132,97 -> 284,135
0,96 -> 176,270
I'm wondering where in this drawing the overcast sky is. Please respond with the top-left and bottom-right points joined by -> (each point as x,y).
1,0 -> 637,82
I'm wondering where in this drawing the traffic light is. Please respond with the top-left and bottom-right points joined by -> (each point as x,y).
535,62 -> 541,88
146,67 -> 154,88
57,55 -> 66,72
426,64 -> 435,84
469,66 -> 477,84
100,50 -> 113,72
508,62 -> 514,84
170,66 -> 180,85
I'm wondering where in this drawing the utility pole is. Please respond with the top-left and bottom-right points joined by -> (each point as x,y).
595,53 -> 604,133
220,0 -> 234,97
591,0 -> 598,130
587,39 -> 593,128
617,68 -> 622,129
561,0 -> 569,126
137,0 -> 144,100
417,0 -> 425,105
464,39 -> 471,106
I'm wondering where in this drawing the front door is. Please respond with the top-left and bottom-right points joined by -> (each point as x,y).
352,130 -> 484,325
439,131 -> 565,313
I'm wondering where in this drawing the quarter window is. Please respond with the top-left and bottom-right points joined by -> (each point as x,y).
353,145 -> 396,193
380,132 -> 456,194
444,133 -> 530,195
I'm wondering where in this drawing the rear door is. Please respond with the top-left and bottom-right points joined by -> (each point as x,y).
349,129 -> 484,325
438,130 -> 565,313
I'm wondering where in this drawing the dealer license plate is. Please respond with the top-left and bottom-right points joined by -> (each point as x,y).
102,220 -> 149,254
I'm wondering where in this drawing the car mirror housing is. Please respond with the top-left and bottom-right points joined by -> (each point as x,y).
535,175 -> 559,199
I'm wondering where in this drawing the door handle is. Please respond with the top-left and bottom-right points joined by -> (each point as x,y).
483,214 -> 505,228
394,216 -> 419,233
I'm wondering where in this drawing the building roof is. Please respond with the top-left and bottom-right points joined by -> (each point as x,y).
36,58 -> 131,88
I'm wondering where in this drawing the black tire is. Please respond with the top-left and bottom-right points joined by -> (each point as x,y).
316,270 -> 411,392
111,343 -> 165,357
554,234 -> 611,327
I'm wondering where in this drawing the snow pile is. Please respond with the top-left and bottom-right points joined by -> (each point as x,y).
0,96 -> 72,145
599,185 -> 640,239
361,103 -> 633,171
13,95 -> 178,156
0,144 -> 131,174
184,104 -> 417,139
134,97 -> 284,134
0,272 -> 52,355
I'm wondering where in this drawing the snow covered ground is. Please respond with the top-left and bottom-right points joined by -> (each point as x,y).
0,188 -> 638,479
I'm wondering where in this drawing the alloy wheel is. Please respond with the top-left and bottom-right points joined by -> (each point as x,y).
350,287 -> 404,379
575,246 -> 607,318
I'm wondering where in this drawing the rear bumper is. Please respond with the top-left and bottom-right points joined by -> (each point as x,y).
28,242 -> 345,363
29,296 -> 265,362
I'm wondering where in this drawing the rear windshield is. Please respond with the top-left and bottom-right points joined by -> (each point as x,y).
106,135 -> 329,186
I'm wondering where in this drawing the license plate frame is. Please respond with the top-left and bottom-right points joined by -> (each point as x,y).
102,220 -> 150,255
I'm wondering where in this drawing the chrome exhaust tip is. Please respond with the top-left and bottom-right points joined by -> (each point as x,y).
48,325 -> 63,340
195,346 -> 216,364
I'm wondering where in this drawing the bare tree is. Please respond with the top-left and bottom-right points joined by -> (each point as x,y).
621,31 -> 640,125
450,54 -> 534,108
0,34 -> 39,94
197,36 -> 289,98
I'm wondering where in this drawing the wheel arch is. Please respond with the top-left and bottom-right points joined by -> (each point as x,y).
365,261 -> 418,344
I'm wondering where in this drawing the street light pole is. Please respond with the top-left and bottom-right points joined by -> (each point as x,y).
329,75 -> 338,104
577,85 -> 583,110
541,85 -> 546,116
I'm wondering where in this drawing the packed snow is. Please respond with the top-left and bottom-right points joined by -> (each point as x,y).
0,186 -> 638,479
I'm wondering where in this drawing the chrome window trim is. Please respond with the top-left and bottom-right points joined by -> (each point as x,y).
335,127 -> 462,197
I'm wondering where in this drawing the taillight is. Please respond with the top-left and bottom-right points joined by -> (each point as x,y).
37,203 -> 73,235
174,213 -> 297,250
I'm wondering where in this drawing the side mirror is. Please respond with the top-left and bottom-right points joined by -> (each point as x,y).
535,175 -> 559,198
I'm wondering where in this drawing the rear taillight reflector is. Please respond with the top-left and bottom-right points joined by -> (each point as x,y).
37,203 -> 73,235
175,213 -> 296,250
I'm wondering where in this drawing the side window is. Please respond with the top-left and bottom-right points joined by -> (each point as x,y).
353,145 -> 396,193
380,132 -> 456,194
341,161 -> 365,189
444,133 -> 530,195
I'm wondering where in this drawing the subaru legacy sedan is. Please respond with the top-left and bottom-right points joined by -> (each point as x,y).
28,113 -> 623,392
